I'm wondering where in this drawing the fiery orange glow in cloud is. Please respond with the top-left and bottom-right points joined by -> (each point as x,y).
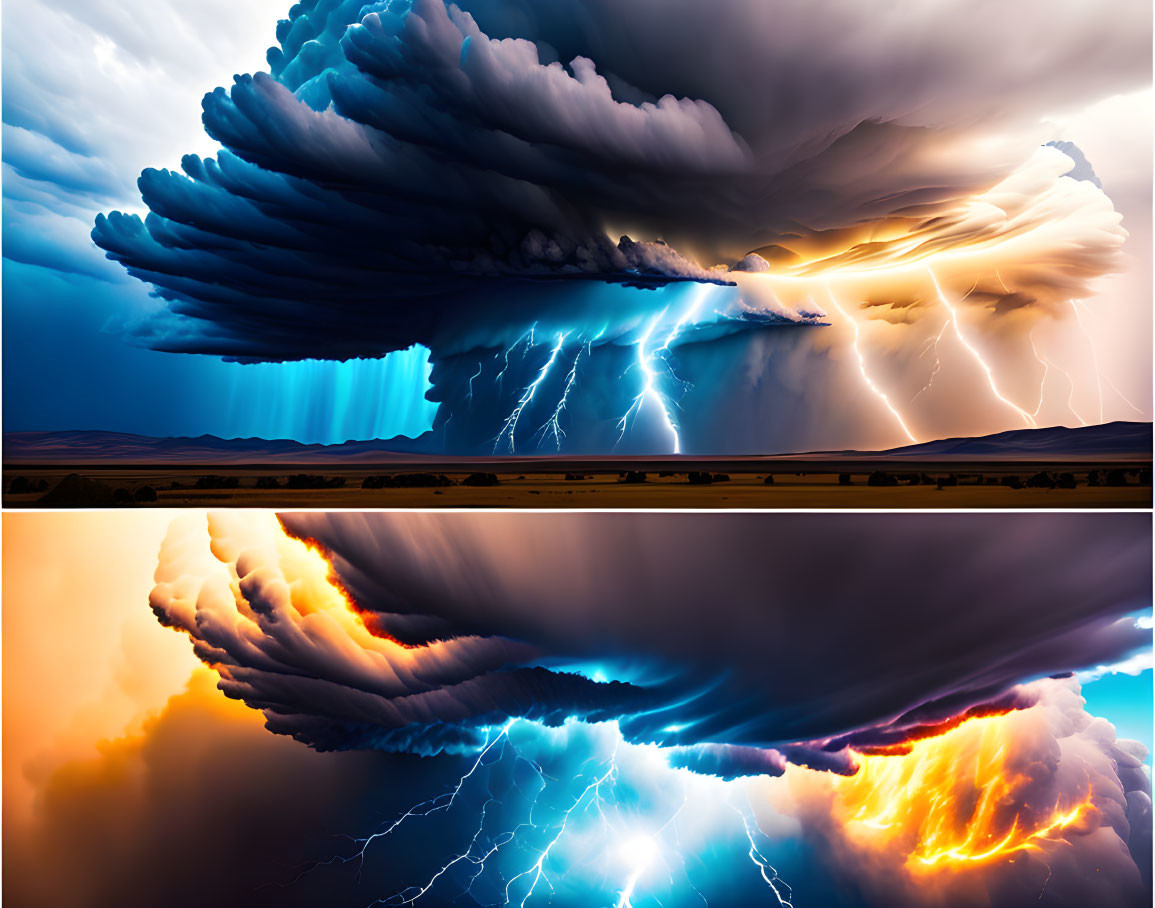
746,146 -> 1124,309
755,674 -> 1144,908
290,531 -> 422,648
826,710 -> 1096,871
152,511 -> 507,720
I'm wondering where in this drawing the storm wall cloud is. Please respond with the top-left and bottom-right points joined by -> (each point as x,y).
92,0 -> 1147,360
151,511 -> 1151,768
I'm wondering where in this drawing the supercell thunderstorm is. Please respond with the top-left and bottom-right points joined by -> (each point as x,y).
91,0 -> 1150,453
150,512 -> 1153,906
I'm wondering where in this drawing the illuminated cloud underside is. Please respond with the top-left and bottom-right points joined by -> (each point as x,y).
91,0 -> 1145,357
149,511 -> 1153,906
81,0 -> 1149,451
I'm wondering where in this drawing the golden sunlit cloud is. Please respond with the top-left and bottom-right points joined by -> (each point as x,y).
826,711 -> 1094,869
747,146 -> 1125,310
764,677 -> 1146,904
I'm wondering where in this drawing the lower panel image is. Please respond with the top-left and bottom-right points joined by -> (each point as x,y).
4,512 -> 1152,908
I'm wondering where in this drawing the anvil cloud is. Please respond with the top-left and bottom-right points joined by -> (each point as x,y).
92,0 -> 1149,363
152,512 -> 1150,771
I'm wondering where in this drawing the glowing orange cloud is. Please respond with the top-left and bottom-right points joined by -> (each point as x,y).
718,144 -> 1139,444
835,712 -> 1094,870
744,145 -> 1125,307
151,511 -> 543,736
776,702 -> 1101,880
288,529 -> 421,648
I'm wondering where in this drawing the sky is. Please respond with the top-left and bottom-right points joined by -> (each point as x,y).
2,0 -> 1150,453
2,0 -> 436,444
4,510 -> 1151,907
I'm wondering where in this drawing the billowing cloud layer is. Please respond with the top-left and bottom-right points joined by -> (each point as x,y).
150,512 -> 1151,775
143,511 -> 1153,905
92,0 -> 1149,361
765,676 -> 1152,907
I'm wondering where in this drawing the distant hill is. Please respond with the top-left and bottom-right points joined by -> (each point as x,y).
870,421 -> 1151,459
2,429 -> 442,464
3,421 -> 1150,464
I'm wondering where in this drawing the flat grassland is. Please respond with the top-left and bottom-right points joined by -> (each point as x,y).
5,461 -> 1149,508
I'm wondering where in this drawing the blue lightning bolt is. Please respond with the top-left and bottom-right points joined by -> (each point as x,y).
284,723 -> 514,892
494,332 -> 568,454
535,328 -> 607,451
616,288 -> 709,454
735,805 -> 795,908
503,752 -> 620,907
378,798 -> 507,906
465,361 -> 484,408
359,725 -> 511,874
615,785 -> 694,908
616,312 -> 668,446
307,720 -> 795,908
495,325 -> 537,390
535,343 -> 586,451
370,726 -> 547,906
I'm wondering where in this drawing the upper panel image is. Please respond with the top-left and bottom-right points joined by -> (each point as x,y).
3,0 -> 1151,507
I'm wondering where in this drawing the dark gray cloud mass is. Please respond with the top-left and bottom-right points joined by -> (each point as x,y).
151,512 -> 1151,778
92,0 -> 1150,361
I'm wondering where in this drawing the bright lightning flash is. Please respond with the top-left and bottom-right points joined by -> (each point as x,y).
535,329 -> 604,451
926,266 -> 1036,428
616,287 -> 710,453
305,719 -> 795,908
824,287 -> 918,444
494,332 -> 568,454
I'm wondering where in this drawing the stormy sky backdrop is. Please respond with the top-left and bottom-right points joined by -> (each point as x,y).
7,511 -> 1148,907
2,0 -> 1151,452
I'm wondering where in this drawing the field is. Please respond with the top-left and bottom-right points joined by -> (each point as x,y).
5,460 -> 1149,509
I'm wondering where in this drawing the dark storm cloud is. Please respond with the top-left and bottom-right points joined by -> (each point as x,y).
151,512 -> 1151,779
92,0 -> 1149,361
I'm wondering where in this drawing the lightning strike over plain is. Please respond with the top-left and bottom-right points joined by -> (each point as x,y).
494,332 -> 568,454
536,342 -> 586,451
926,267 -> 1037,429
616,288 -> 711,454
824,288 -> 918,444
